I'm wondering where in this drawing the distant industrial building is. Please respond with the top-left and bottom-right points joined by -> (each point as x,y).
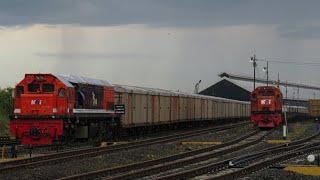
199,79 -> 251,102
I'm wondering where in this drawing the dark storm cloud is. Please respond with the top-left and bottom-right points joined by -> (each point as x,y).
0,0 -> 318,26
1,0 -> 320,38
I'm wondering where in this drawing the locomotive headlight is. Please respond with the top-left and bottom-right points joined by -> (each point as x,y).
14,109 -> 21,114
53,108 -> 57,113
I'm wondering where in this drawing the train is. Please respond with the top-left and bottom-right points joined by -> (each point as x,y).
10,74 -> 251,146
250,86 -> 309,128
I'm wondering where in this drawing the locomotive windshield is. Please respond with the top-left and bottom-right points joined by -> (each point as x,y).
258,90 -> 274,96
27,83 -> 54,93
28,84 -> 40,93
43,84 -> 54,93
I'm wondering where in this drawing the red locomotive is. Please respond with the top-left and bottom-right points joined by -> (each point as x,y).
250,86 -> 283,128
10,74 -> 117,145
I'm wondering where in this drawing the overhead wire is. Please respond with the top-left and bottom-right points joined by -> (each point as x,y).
257,57 -> 320,66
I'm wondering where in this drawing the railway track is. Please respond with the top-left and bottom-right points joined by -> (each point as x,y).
58,128 -> 267,180
210,144 -> 320,180
19,141 -> 97,155
208,130 -> 320,180
151,130 -> 320,180
0,121 -> 249,173
0,140 -> 96,160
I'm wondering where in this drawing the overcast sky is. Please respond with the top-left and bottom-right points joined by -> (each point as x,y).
1,0 -> 320,98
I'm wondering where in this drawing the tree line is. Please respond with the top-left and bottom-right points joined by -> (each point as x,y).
0,87 -> 14,116
0,87 -> 13,135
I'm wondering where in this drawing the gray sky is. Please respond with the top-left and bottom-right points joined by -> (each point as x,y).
1,0 -> 320,97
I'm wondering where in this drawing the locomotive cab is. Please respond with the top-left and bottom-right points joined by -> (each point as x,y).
13,74 -> 72,117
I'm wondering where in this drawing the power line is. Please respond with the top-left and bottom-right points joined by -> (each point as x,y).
256,57 -> 320,66
219,72 -> 320,91
268,59 -> 320,66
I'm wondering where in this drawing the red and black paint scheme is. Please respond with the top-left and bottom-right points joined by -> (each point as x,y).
250,86 -> 283,128
10,74 -> 118,146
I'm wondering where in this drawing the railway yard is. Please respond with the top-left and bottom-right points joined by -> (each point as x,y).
4,1 -> 320,179
0,74 -> 319,180
0,120 -> 319,180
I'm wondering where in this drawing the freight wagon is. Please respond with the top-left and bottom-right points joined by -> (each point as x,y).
284,105 -> 309,120
10,74 -> 250,146
309,99 -> 320,119
114,85 -> 250,128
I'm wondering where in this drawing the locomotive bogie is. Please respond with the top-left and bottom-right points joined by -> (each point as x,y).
10,119 -> 64,145
251,113 -> 282,127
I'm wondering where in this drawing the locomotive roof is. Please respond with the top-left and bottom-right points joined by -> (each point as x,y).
54,74 -> 112,87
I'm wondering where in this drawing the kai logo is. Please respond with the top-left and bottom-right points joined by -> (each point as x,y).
31,99 -> 42,105
261,99 -> 271,105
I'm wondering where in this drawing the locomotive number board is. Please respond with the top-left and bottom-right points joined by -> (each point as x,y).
115,104 -> 125,114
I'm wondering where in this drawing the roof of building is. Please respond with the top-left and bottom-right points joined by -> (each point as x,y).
213,78 -> 252,92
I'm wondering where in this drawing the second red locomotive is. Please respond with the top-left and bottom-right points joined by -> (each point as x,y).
250,86 -> 283,128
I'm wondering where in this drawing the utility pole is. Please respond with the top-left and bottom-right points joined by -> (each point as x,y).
283,107 -> 288,140
266,61 -> 269,86
263,60 -> 269,86
285,81 -> 288,99
277,72 -> 280,88
283,78 -> 289,140
250,54 -> 257,89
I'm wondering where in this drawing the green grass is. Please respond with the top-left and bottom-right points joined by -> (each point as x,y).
0,112 -> 9,136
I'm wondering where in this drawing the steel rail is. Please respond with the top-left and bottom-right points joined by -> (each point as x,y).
59,129 -> 265,180
229,130 -> 320,167
155,130 -> 320,180
0,121 -> 249,173
212,142 -> 320,180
